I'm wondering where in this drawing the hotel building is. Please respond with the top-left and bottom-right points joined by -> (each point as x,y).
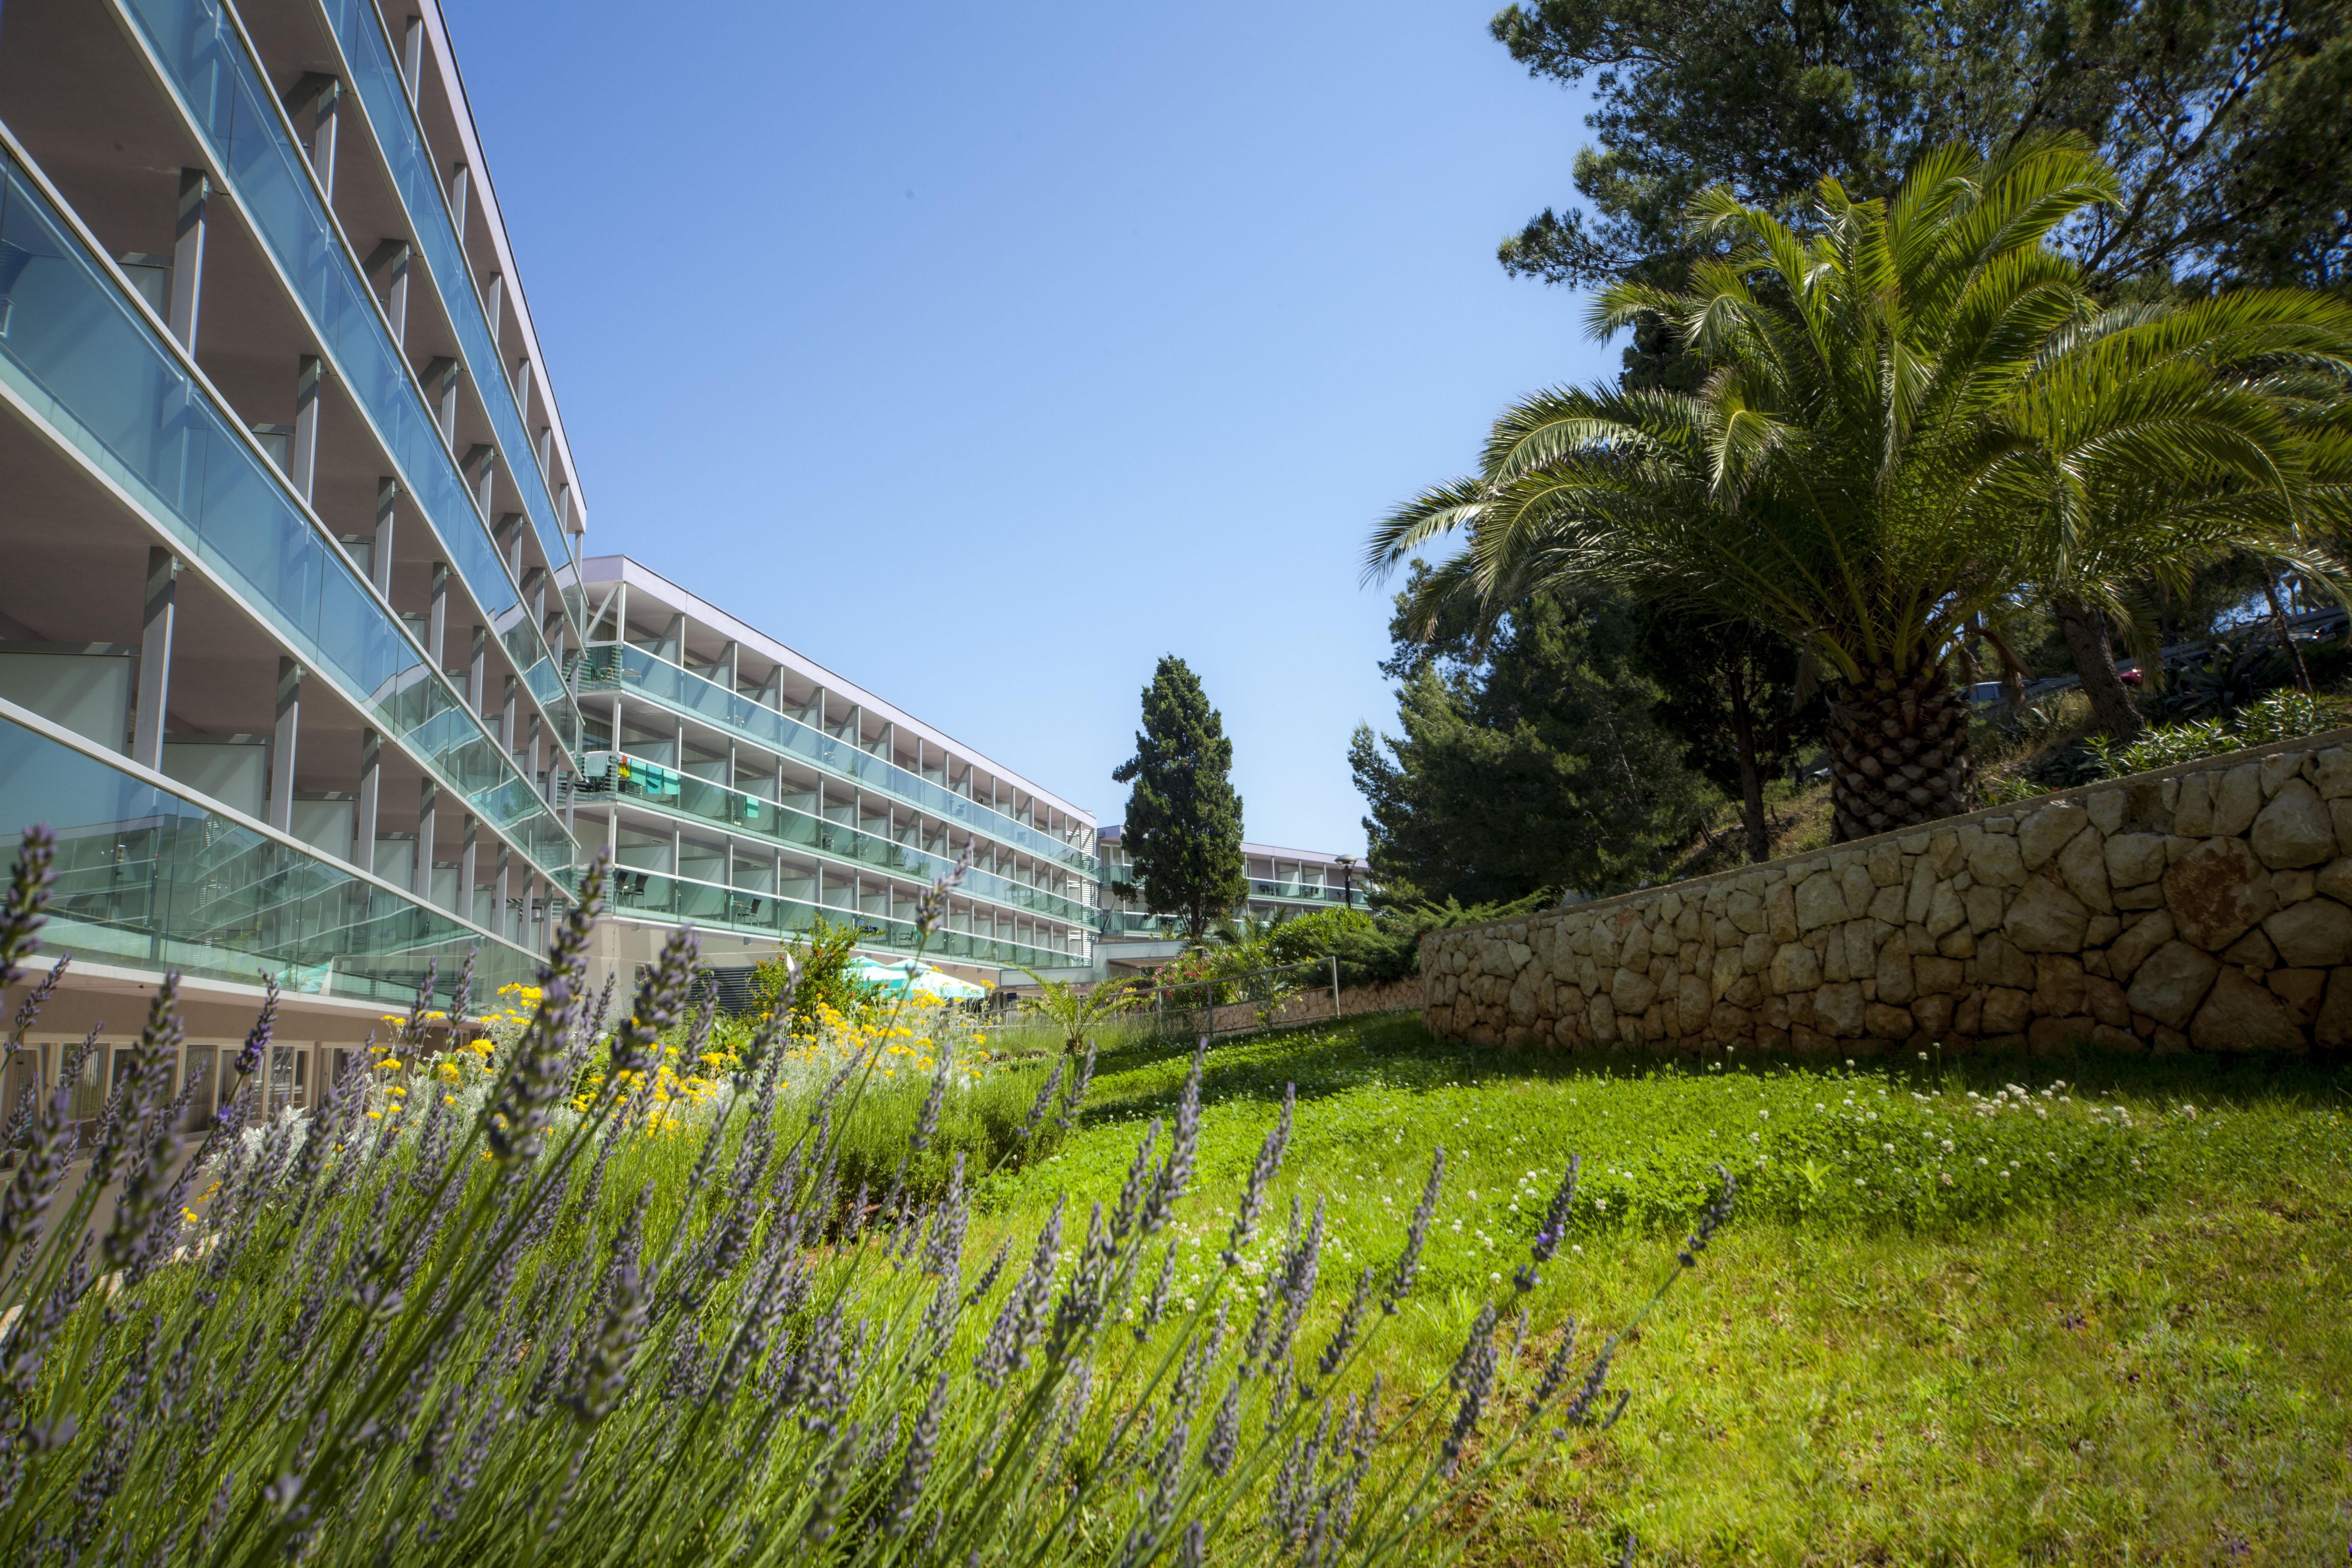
1096,832 -> 1370,967
568,557 -> 1098,990
0,0 -> 1096,1122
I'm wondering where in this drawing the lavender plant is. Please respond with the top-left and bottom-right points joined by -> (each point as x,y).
0,828 -> 1733,1564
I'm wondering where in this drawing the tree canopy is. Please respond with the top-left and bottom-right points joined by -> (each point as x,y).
1112,656 -> 1248,944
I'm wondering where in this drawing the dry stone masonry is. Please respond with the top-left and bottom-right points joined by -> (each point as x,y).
1420,729 -> 2352,1055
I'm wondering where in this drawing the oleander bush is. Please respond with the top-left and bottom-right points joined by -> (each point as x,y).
0,830 -> 1734,1566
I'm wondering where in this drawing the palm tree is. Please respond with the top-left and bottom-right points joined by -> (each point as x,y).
1369,137 -> 2352,841
1014,967 -> 1140,1057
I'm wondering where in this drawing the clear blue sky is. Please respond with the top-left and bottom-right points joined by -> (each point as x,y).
451,0 -> 1618,853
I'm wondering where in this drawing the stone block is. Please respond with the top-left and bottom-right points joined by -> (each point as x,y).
2115,883 -> 2166,910
1767,882 -> 1798,941
1794,872 -> 1845,932
1842,861 -> 1877,918
2006,874 -> 2090,953
2315,970 -> 2352,1047
2033,953 -> 2087,1015
2262,750 -> 2306,797
2252,779 -> 2337,868
2267,968 -> 2326,1026
1965,883 -> 2008,934
1621,924 -> 1653,972
1677,973 -> 1710,1024
1865,1002 -> 1914,1039
1905,858 -> 1938,924
2018,802 -> 2088,870
1711,946 -> 1743,1001
1978,934 -> 2036,988
2319,859 -> 2352,905
1967,834 -> 2026,889
1743,931 -> 1777,976
2261,896 -> 2352,967
1983,987 -> 2033,1033
1925,882 -> 1967,937
1769,943 -> 1821,995
1914,954 -> 1963,994
1586,995 -> 1616,1043
1867,883 -> 1906,924
2220,927 -> 2279,972
2125,940 -> 2221,1028
2058,828 -> 2113,913
1912,993 -> 1955,1034
2162,838 -> 2278,951
1953,992 -> 1982,1035
2171,771 -> 2215,836
1611,967 -> 1657,1014
2190,967 -> 2304,1052
2272,869 -> 2316,906
2086,788 -> 2125,835
1869,841 -> 1904,887
1987,815 -> 2016,835
2084,914 -> 2120,948
2315,746 -> 2352,800
1816,982 -> 1867,1037
1876,946 -> 1916,1006
2085,974 -> 2130,1027
1725,975 -> 1762,1007
1937,927 -> 1977,959
2105,833 -> 2169,889
1727,889 -> 1765,934
2213,763 -> 2264,836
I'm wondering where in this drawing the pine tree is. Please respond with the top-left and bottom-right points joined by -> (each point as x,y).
1112,657 -> 1247,945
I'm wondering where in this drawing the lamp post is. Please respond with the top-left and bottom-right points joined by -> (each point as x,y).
1335,854 -> 1355,910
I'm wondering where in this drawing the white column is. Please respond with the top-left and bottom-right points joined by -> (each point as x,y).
169,170 -> 207,353
448,162 -> 470,241
372,478 -> 399,598
400,16 -> 425,96
424,358 -> 459,445
415,782 -> 438,900
458,816 -> 479,923
427,563 -> 449,667
368,241 -> 411,343
132,547 -> 177,770
354,728 -> 381,870
290,356 -> 322,504
269,658 -> 302,832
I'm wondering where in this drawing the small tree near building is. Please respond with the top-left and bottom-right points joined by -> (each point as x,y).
1113,655 -> 1248,945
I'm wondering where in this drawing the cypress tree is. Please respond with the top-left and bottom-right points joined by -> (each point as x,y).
1112,656 -> 1247,945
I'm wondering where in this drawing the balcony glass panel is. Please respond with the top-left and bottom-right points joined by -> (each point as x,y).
580,646 -> 1099,878
575,864 -> 1072,972
1248,878 -> 1355,906
313,0 -> 575,578
578,751 -> 1094,927
0,708 -> 535,1008
117,0 -> 581,756
0,148 -> 573,881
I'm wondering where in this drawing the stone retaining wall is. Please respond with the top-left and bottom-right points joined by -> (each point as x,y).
1420,729 -> 2352,1055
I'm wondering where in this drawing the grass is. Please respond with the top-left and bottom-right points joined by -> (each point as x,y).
872,1014 -> 2352,1563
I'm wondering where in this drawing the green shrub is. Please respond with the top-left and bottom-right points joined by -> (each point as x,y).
748,911 -> 884,1033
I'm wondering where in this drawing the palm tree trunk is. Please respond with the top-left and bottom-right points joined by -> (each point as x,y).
2258,566 -> 2313,694
1825,662 -> 1972,842
2053,596 -> 2143,740
1727,665 -> 1769,862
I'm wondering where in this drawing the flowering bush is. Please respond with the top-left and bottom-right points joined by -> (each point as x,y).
0,832 -> 1733,1565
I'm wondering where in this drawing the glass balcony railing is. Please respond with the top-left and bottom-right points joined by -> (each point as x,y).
0,143 -> 575,882
578,645 -> 1099,878
578,751 -> 1095,928
1249,878 -> 1355,906
117,0 -> 582,759
314,0 -> 576,580
570,863 -> 1076,973
0,705 -> 538,1009
1102,910 -> 1183,937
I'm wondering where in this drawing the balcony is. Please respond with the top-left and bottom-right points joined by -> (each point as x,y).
578,644 -> 1099,878
0,701 -> 537,1007
114,0 -> 583,757
575,862 -> 1077,974
309,0 -> 578,579
1249,878 -> 1356,908
578,751 -> 1095,928
0,136 -> 573,880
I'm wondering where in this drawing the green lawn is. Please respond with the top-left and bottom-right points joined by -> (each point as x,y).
947,1014 -> 2352,1564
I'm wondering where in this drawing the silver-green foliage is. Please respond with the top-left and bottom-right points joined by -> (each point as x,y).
0,833 -> 1731,1567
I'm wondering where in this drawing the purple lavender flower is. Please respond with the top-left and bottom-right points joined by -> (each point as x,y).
0,825 -> 56,989
1516,1153 -> 1581,1292
1384,1146 -> 1445,1314
1223,1083 -> 1295,1266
